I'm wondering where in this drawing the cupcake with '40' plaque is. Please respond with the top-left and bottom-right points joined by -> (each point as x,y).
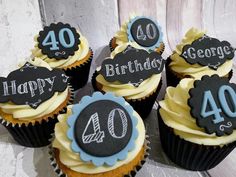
166,28 -> 235,86
49,92 -> 149,177
158,75 -> 236,170
0,58 -> 72,147
92,43 -> 165,118
110,15 -> 164,54
32,22 -> 93,90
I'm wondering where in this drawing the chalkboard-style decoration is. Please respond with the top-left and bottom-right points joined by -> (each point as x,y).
181,35 -> 235,70
67,92 -> 138,166
99,45 -> 166,87
0,62 -> 69,109
127,16 -> 163,51
188,75 -> 236,136
37,22 -> 80,59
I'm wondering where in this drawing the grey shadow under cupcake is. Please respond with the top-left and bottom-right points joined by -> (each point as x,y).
31,147 -> 58,177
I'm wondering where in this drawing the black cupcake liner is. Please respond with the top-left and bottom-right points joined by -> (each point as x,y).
0,87 -> 74,148
64,48 -> 93,90
127,81 -> 161,119
91,71 -> 162,119
109,37 -> 116,52
165,57 -> 181,87
228,69 -> 233,80
48,135 -> 150,177
157,108 -> 236,171
91,70 -> 100,92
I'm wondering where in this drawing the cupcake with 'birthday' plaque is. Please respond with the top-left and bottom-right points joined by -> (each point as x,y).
49,92 -> 149,177
110,15 -> 164,54
158,74 -> 236,170
0,58 -> 73,147
166,28 -> 235,86
92,43 -> 165,118
31,22 -> 93,90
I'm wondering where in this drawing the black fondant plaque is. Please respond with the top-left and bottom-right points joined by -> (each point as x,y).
0,62 -> 69,109
74,100 -> 132,157
188,75 -> 236,136
130,18 -> 160,47
37,22 -> 80,59
181,35 -> 235,70
99,46 -> 165,87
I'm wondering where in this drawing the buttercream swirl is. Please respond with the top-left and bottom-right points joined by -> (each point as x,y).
114,14 -> 136,46
0,59 -> 69,121
96,43 -> 161,100
52,105 -> 145,174
31,33 -> 90,69
169,28 -> 233,79
159,78 -> 236,146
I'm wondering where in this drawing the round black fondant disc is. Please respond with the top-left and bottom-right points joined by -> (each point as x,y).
130,18 -> 159,47
74,100 -> 133,157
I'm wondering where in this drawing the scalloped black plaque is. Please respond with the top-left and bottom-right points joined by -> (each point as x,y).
188,75 -> 236,136
37,22 -> 80,59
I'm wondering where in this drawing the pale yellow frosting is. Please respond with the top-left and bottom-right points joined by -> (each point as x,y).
159,78 -> 236,146
96,43 -> 162,100
169,28 -> 233,79
0,59 -> 69,121
114,14 -> 136,46
52,105 -> 145,174
31,33 -> 90,69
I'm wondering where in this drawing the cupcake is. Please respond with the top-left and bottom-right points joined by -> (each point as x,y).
31,22 -> 93,90
110,15 -> 164,54
49,92 -> 149,177
166,28 -> 234,86
0,58 -> 73,147
92,43 -> 165,118
158,75 -> 236,170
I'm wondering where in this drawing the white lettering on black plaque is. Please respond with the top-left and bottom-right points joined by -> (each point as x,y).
181,35 -> 235,70
99,46 -> 165,87
0,62 -> 69,108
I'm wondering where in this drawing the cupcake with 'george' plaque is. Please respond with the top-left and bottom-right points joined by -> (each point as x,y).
158,74 -> 236,170
110,15 -> 165,54
166,28 -> 235,86
0,58 -> 73,147
31,22 -> 93,90
49,92 -> 149,177
92,43 -> 166,118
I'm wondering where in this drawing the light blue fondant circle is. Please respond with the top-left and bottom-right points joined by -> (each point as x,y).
67,92 -> 138,167
127,16 -> 163,51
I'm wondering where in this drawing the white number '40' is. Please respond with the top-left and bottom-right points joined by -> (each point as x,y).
82,109 -> 128,144
82,113 -> 105,144
136,23 -> 157,41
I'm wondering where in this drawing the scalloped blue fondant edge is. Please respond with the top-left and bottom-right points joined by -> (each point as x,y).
67,92 -> 138,167
127,16 -> 163,51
